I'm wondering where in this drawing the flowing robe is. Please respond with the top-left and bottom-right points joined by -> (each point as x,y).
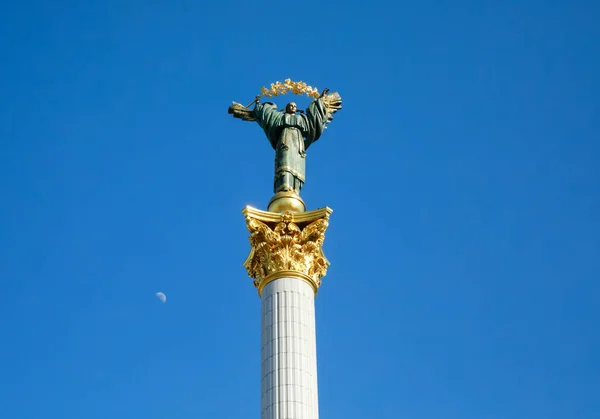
254,98 -> 329,194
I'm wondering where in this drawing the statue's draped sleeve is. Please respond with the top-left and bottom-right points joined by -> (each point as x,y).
254,102 -> 283,149
304,98 -> 328,150
254,98 -> 330,150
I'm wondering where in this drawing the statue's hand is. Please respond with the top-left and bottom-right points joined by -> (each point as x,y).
255,95 -> 261,104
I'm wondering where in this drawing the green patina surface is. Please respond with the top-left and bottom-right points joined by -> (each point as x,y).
253,98 -> 328,194
228,90 -> 342,195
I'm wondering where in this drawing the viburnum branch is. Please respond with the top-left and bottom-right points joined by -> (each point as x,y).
259,79 -> 321,99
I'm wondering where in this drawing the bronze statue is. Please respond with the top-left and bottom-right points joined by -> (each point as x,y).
228,81 -> 342,202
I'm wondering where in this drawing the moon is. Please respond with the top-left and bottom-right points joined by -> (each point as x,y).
155,292 -> 167,303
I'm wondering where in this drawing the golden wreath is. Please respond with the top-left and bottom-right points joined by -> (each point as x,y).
259,79 -> 321,99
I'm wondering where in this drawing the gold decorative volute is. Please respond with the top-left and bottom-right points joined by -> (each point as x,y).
242,206 -> 333,296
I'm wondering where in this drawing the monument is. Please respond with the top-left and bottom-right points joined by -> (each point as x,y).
229,79 -> 342,419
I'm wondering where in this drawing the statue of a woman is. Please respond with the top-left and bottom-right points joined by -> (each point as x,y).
228,89 -> 342,195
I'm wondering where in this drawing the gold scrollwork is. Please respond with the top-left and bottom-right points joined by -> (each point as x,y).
243,206 -> 332,296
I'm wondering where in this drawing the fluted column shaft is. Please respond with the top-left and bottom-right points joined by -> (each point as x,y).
261,277 -> 319,419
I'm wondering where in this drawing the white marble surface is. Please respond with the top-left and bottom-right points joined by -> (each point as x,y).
261,277 -> 319,419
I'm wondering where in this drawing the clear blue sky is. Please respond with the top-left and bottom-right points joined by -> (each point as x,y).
1,1 -> 598,418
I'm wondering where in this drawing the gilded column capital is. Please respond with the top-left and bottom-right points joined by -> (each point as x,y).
242,206 -> 333,296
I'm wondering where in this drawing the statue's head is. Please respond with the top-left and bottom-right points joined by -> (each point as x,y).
285,102 -> 297,114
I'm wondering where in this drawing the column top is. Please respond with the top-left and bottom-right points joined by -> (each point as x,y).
242,207 -> 333,297
243,206 -> 332,224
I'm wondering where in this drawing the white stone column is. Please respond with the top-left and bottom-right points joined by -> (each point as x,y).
243,207 -> 331,419
261,277 -> 319,419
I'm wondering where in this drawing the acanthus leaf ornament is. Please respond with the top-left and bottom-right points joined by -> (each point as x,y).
243,207 -> 332,296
